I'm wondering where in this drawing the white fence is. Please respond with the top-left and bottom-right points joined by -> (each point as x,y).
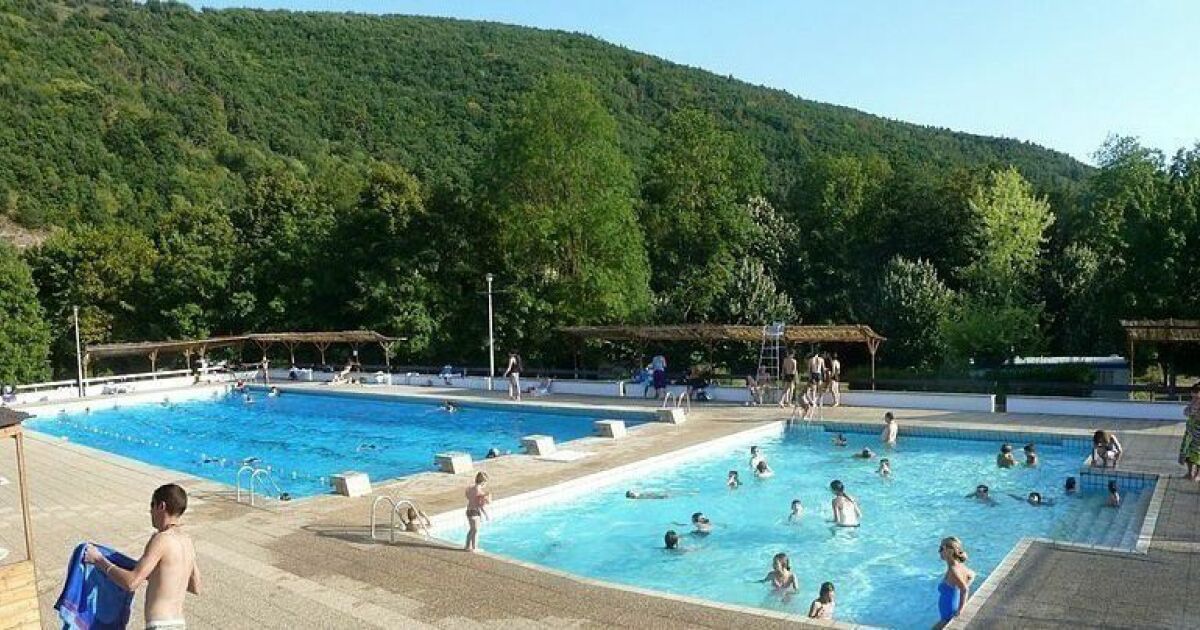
5,367 -> 227,407
1007,395 -> 1187,420
838,390 -> 996,412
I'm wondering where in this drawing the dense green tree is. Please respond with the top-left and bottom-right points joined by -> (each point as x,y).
960,167 -> 1054,304
715,258 -> 796,325
333,163 -> 441,354
942,299 -> 1044,368
0,242 -> 51,383
479,74 -> 651,357
25,225 -> 159,374
871,257 -> 955,369
151,201 -> 238,339
785,153 -> 892,321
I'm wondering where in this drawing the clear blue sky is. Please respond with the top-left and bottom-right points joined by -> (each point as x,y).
186,0 -> 1200,164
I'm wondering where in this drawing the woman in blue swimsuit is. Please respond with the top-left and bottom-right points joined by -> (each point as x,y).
936,537 -> 975,626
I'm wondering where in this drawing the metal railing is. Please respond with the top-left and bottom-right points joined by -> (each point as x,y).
370,496 -> 424,544
661,391 -> 691,412
235,465 -> 288,506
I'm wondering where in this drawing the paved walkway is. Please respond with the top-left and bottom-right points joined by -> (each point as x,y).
0,385 -> 1192,629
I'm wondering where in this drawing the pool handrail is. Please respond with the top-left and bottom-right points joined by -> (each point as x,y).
236,465 -> 285,506
370,496 -> 423,544
660,392 -> 691,413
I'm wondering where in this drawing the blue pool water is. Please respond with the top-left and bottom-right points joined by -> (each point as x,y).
27,391 -> 646,497
437,425 -> 1150,629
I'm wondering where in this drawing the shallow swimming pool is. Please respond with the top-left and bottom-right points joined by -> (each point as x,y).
436,424 -> 1151,629
27,390 -> 648,497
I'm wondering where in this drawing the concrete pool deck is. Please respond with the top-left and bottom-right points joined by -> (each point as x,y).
0,384 -> 1193,629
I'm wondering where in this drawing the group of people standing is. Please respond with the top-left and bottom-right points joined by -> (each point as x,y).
777,349 -> 841,409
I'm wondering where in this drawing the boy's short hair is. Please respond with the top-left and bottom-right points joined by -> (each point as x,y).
151,484 -> 188,516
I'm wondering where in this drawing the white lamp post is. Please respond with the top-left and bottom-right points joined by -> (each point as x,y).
486,273 -> 496,385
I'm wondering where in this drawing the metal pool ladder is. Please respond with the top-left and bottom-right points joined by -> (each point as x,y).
370,496 -> 425,544
662,391 -> 691,410
236,465 -> 288,506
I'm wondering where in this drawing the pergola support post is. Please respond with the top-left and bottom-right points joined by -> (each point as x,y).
149,350 -> 158,379
866,338 -> 881,391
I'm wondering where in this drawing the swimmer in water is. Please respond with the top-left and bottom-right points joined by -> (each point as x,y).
966,484 -> 998,506
758,553 -> 799,592
880,411 -> 898,447
832,433 -> 848,447
664,530 -> 683,551
243,394 -> 254,404
727,470 -> 742,489
853,447 -> 875,460
755,459 -> 774,478
625,490 -> 670,500
441,400 -> 459,413
1064,476 -> 1078,495
749,445 -> 764,471
1023,443 -> 1038,467
997,443 -> 1016,468
1107,480 -> 1121,508
356,443 -> 378,452
877,458 -> 892,478
690,512 -> 713,535
789,499 -> 804,522
268,386 -> 280,397
1014,491 -> 1054,507
829,480 -> 862,527
808,581 -> 836,620
485,447 -> 502,459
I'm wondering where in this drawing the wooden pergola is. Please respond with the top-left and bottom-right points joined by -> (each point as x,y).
1122,319 -> 1200,389
0,407 -> 40,627
559,324 -> 886,385
84,330 -> 405,375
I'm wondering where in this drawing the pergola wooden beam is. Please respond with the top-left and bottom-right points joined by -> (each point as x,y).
1121,319 -> 1200,387
559,324 -> 885,345
560,323 -> 887,387
85,331 -> 406,364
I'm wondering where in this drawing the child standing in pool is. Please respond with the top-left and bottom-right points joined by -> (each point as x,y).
936,537 -> 975,626
464,472 -> 491,552
758,552 -> 798,592
727,470 -> 742,489
880,412 -> 898,446
996,444 -> 1016,468
807,581 -> 836,619
829,480 -> 861,527
789,499 -> 803,522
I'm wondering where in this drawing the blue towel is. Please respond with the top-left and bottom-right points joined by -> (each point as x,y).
54,542 -> 137,630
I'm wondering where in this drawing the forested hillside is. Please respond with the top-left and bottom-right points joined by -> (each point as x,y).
0,0 -> 1196,382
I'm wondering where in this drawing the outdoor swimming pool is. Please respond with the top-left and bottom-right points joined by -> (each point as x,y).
436,424 -> 1152,629
27,390 -> 648,498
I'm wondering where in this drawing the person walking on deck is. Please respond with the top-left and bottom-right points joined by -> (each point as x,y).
83,484 -> 201,630
1181,383 -> 1200,481
504,351 -> 523,401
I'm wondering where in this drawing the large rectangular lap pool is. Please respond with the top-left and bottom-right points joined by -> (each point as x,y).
435,424 -> 1152,629
27,390 -> 648,497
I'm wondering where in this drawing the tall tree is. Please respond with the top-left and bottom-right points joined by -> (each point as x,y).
151,201 -> 238,339
642,108 -> 765,321
0,242 -> 51,383
871,257 -> 955,370
960,166 -> 1054,304
479,74 -> 651,357
25,226 -> 158,374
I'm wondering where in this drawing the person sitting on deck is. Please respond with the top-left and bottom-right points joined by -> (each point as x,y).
330,362 -> 354,385
1092,430 -> 1123,468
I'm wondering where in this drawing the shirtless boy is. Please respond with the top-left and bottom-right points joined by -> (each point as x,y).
85,484 -> 200,630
